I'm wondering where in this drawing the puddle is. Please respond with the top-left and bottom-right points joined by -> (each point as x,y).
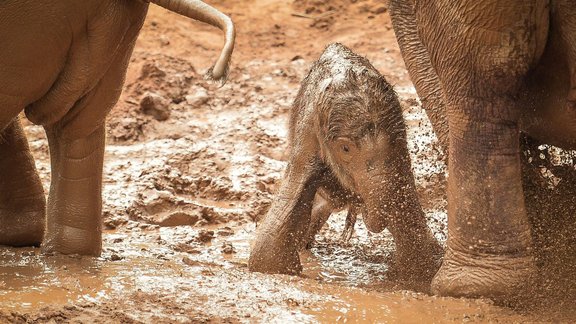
0,249 -> 112,309
0,217 -> 568,323
302,287 -> 523,323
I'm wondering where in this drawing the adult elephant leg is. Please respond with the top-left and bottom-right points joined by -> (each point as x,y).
39,13 -> 143,255
0,118 -> 46,246
389,0 -> 448,149
436,86 -> 537,298
249,156 -> 323,274
42,124 -> 105,255
417,0 -> 549,299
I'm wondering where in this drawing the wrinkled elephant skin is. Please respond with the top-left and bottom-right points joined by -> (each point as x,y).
0,0 -> 234,255
390,0 -> 576,300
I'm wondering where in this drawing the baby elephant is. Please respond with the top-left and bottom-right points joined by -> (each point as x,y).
249,43 -> 441,281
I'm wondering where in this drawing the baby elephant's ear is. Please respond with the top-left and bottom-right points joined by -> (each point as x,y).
332,137 -> 357,163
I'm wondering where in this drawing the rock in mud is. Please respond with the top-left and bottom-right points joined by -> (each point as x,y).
221,242 -> 236,254
216,227 -> 235,236
110,254 -> 123,261
140,92 -> 171,121
140,61 -> 166,79
196,230 -> 215,243
185,86 -> 210,108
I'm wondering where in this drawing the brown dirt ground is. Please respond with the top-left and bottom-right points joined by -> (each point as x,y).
1,0 -> 575,323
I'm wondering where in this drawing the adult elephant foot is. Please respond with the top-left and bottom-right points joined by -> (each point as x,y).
431,248 -> 536,300
41,125 -> 106,256
0,119 -> 46,247
0,209 -> 45,247
41,225 -> 102,256
248,232 -> 302,275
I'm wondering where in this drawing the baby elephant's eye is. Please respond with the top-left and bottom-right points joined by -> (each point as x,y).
334,138 -> 354,162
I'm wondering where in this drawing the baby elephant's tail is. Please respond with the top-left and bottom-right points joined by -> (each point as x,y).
149,0 -> 235,85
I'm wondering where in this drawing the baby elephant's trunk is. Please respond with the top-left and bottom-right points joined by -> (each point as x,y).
148,0 -> 235,83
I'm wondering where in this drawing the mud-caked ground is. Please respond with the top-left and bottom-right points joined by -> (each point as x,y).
1,1 -> 575,322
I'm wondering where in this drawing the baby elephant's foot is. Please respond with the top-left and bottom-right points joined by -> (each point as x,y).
0,208 -> 45,247
388,239 -> 443,286
249,233 -> 302,275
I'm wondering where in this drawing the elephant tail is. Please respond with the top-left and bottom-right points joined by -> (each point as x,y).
149,0 -> 235,85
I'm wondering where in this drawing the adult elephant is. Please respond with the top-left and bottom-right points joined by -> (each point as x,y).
0,0 -> 234,255
389,0 -> 576,300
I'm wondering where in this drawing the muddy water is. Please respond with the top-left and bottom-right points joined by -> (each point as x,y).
1,213 -> 374,312
0,241 -> 523,323
0,211 -> 529,323
1,249 -> 108,309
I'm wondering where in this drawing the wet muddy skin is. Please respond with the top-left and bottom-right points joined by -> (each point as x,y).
1,1 -> 575,322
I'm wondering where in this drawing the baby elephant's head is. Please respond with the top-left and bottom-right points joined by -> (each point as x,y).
319,70 -> 411,233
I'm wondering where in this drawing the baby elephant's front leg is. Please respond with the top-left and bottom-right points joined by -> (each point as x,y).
42,125 -> 105,255
249,155 -> 322,274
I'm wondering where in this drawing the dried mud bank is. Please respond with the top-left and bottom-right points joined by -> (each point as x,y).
1,1 -> 575,322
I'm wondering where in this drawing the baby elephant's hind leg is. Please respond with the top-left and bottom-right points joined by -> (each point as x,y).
341,203 -> 359,242
303,191 -> 336,249
0,119 -> 46,246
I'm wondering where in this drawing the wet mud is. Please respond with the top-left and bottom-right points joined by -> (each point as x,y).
1,0 -> 575,322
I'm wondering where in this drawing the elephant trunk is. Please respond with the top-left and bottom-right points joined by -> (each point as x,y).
358,153 -> 437,247
360,159 -> 443,281
359,170 -> 400,233
149,0 -> 235,83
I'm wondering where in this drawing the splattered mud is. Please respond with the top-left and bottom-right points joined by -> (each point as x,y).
1,1 -> 574,322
